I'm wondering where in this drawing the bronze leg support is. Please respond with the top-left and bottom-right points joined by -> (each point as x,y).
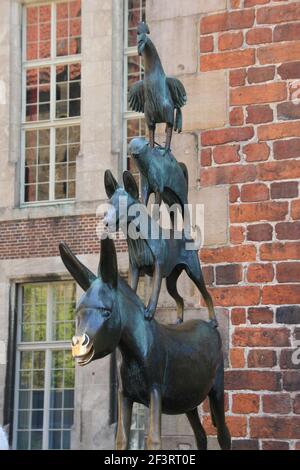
149,125 -> 156,149
144,261 -> 163,320
130,265 -> 139,292
147,388 -> 162,450
165,125 -> 173,152
115,390 -> 133,450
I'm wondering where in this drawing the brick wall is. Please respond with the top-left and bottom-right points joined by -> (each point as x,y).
0,216 -> 127,259
199,0 -> 300,450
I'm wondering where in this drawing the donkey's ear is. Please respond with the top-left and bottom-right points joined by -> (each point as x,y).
98,236 -> 118,288
123,171 -> 139,200
105,170 -> 119,199
59,242 -> 97,291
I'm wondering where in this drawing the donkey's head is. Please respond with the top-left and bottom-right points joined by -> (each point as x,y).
59,237 -> 121,366
103,170 -> 140,233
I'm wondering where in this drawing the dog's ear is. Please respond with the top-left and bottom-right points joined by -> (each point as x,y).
105,170 -> 119,199
123,171 -> 139,200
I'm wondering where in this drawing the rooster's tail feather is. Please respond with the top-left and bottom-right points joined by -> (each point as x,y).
174,108 -> 182,133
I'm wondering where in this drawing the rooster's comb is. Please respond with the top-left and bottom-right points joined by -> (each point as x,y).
137,22 -> 150,35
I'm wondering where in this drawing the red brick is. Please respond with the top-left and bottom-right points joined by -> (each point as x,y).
262,441 -> 289,451
202,127 -> 254,146
283,371 -> 299,391
230,201 -> 288,223
241,183 -> 269,203
248,307 -> 274,324
260,242 -> 300,261
230,82 -> 287,106
201,49 -> 255,71
201,164 -> 256,186
277,262 -> 300,283
232,440 -> 259,451
258,121 -> 300,140
278,102 -> 300,121
274,139 -> 300,160
294,395 -> 300,414
230,69 -> 247,87
247,263 -> 274,283
230,108 -> 244,126
219,31 -> 243,51
278,61 -> 300,80
247,66 -> 275,84
248,349 -> 277,368
200,36 -> 214,54
232,393 -> 259,414
201,148 -> 212,167
245,0 -> 270,6
262,285 -> 300,305
271,181 -> 298,199
246,105 -> 273,124
230,185 -> 240,203
231,308 -> 246,325
204,415 -> 247,438
262,394 -> 291,414
276,222 -> 300,240
243,142 -> 270,161
202,265 -> 214,286
201,245 -> 257,263
257,3 -> 300,25
246,27 -> 272,45
274,22 -> 300,41
247,223 -> 273,242
210,286 -> 260,307
230,226 -> 245,244
216,264 -> 242,285
258,41 -> 300,65
250,417 -> 300,439
230,348 -> 245,368
213,144 -> 240,164
280,349 -> 300,370
233,327 -> 290,347
292,200 -> 300,219
258,160 -> 300,182
225,370 -> 281,391
201,10 -> 255,34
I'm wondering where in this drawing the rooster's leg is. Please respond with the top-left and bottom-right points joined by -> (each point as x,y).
165,125 -> 173,152
149,125 -> 155,149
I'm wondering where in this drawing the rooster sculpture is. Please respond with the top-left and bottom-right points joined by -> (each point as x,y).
128,22 -> 187,151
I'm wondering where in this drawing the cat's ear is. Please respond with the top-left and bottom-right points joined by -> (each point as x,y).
123,171 -> 139,200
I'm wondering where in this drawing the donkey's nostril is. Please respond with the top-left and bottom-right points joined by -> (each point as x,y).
82,334 -> 90,347
72,336 -> 78,346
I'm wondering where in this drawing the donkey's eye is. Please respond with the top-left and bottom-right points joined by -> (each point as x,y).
102,310 -> 111,319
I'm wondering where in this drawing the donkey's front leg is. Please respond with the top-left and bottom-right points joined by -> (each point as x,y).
147,388 -> 162,450
115,390 -> 133,450
144,262 -> 162,320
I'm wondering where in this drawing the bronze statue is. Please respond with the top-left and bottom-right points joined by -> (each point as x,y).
59,237 -> 231,450
128,137 -> 188,211
128,22 -> 187,151
103,170 -> 217,326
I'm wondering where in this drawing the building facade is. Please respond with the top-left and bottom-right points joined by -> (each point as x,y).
0,0 -> 299,450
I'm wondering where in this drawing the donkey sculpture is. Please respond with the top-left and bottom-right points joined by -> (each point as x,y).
103,169 -> 217,325
59,237 -> 231,450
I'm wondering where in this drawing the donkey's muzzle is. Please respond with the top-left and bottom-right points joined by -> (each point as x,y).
71,334 -> 94,366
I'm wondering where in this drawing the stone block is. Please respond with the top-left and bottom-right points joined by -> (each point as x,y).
147,0 -> 226,21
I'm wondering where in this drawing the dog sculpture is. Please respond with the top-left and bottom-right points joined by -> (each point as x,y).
103,170 -> 217,325
59,237 -> 231,450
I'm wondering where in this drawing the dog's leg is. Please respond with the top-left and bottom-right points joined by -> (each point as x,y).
166,267 -> 184,323
144,261 -> 162,320
130,264 -> 139,292
149,125 -> 156,149
147,388 -> 162,450
184,259 -> 218,326
186,408 -> 207,450
165,124 -> 173,153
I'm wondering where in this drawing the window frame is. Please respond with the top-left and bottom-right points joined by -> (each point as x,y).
12,280 -> 76,450
21,0 -> 81,207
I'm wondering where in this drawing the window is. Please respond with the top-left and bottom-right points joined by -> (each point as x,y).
123,0 -> 146,187
22,1 -> 81,204
13,282 -> 76,450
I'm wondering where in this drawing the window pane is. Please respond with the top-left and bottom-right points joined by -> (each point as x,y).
55,1 -> 81,57
25,5 -> 51,60
55,63 -> 81,119
54,127 -> 79,200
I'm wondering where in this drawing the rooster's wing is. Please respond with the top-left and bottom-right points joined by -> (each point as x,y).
128,80 -> 145,113
166,77 -> 187,108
